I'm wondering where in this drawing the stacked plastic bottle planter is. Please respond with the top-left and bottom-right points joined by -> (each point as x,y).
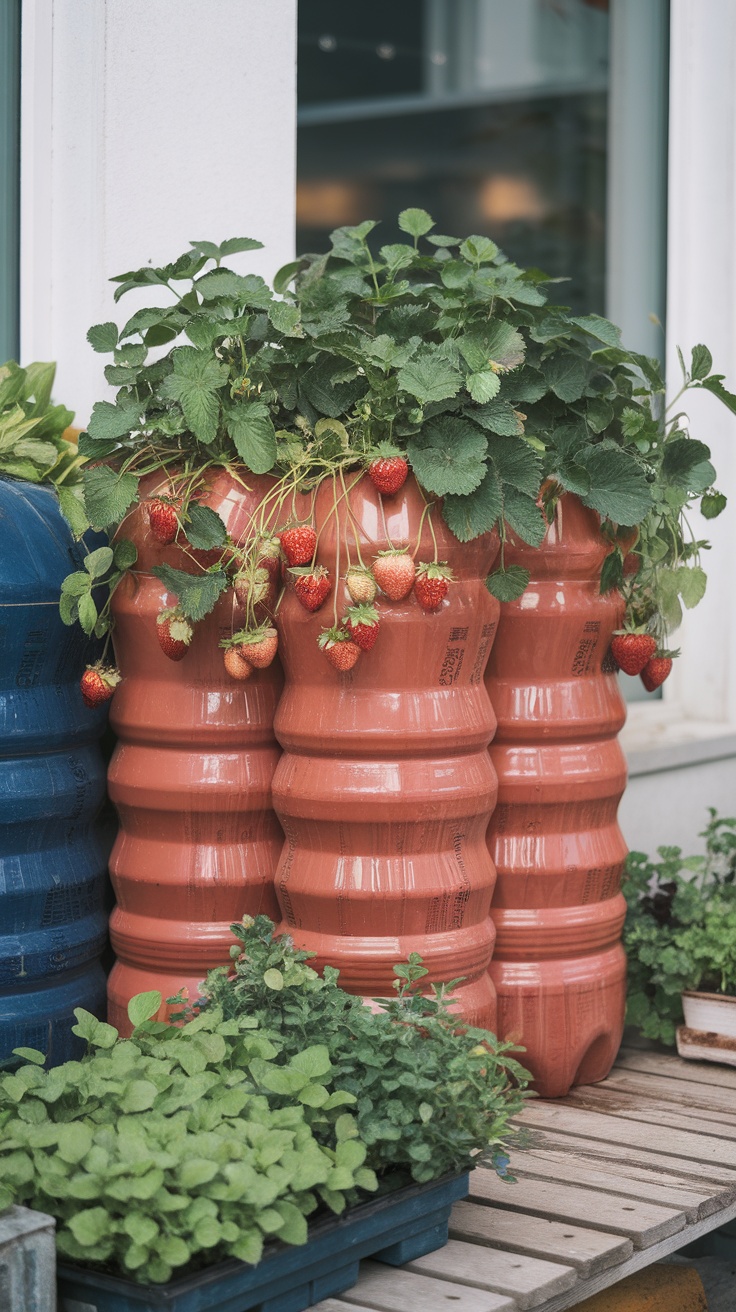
485,496 -> 628,1097
0,478 -> 109,1067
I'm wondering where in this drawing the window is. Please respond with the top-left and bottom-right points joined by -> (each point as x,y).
0,0 -> 20,363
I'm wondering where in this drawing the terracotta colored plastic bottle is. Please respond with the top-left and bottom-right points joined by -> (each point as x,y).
272,474 -> 500,1027
107,471 -> 282,1031
485,496 -> 628,1097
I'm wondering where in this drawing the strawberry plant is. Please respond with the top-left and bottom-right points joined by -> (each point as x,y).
623,809 -> 736,1044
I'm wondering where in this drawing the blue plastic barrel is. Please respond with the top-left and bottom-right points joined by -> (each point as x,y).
0,476 -> 110,1067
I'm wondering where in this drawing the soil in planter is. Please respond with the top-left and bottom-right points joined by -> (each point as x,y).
271,473 -> 500,1028
485,495 -> 628,1096
106,470 -> 283,1031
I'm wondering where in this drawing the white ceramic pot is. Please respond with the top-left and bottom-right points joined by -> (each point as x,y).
676,989 -> 736,1067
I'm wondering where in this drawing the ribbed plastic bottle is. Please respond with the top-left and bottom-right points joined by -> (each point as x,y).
0,478 -> 109,1067
485,495 -> 628,1097
106,470 -> 283,1030
272,474 -> 500,1027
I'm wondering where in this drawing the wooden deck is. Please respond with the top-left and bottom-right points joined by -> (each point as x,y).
310,1047 -> 736,1312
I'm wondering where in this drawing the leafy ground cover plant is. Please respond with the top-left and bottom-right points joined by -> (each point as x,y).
0,996 -> 376,1284
0,359 -> 86,524
194,915 -> 530,1185
623,809 -> 736,1044
60,216 -> 733,699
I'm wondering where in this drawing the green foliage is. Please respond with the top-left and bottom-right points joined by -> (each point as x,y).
0,360 -> 84,514
623,809 -> 736,1045
198,916 -> 530,1187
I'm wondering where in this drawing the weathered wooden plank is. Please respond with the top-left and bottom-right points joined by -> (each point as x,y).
337,1263 -> 518,1312
564,1085 -> 736,1141
602,1068 -> 736,1116
511,1196 -> 736,1312
515,1100 -> 736,1168
406,1238 -> 578,1309
449,1199 -> 633,1276
469,1169 -> 686,1247
518,1126 -> 736,1189
616,1047 -> 736,1091
503,1148 -> 724,1219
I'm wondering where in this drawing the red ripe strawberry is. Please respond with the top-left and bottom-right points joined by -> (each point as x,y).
611,632 -> 657,676
291,565 -> 331,612
279,524 -> 317,567
80,664 -> 121,708
640,652 -> 675,692
318,626 -> 361,671
236,625 -> 278,669
367,447 -> 409,496
156,608 -> 193,661
344,604 -> 380,652
345,565 -> 377,605
234,567 -> 271,609
148,499 -> 179,545
372,549 -> 416,601
223,647 -> 253,681
414,562 -> 454,612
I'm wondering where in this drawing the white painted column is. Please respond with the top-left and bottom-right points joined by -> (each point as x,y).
20,0 -> 297,426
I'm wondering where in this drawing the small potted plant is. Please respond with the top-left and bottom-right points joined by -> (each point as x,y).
0,922 -> 529,1312
623,808 -> 736,1063
0,359 -> 110,1068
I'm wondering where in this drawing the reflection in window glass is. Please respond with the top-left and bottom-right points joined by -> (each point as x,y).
298,0 -> 609,312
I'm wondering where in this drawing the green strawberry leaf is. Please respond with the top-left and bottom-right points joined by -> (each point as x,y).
83,466 -> 140,530
184,503 -> 228,550
151,563 -> 228,621
87,322 -> 119,353
443,465 -> 502,542
397,349 -> 462,405
226,400 -> 277,473
398,208 -> 435,239
486,565 -> 530,602
160,346 -> 229,444
407,417 -> 487,496
577,442 -> 652,524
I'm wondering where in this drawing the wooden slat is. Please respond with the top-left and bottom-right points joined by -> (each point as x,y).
616,1047 -> 736,1090
406,1238 -> 578,1309
503,1148 -> 723,1219
602,1068 -> 736,1115
337,1263 -> 518,1312
519,1126 -> 736,1189
468,1169 -> 686,1247
563,1086 -> 736,1141
449,1199 -> 633,1276
516,1100 -> 736,1168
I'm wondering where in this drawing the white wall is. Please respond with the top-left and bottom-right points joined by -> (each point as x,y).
20,0 -> 297,426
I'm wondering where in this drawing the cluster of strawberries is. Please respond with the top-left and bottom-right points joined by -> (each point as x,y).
79,452 -> 455,704
610,632 -> 676,690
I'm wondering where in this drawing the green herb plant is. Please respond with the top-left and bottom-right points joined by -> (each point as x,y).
196,915 -> 530,1185
0,995 -> 375,1285
623,809 -> 736,1045
0,359 -> 86,526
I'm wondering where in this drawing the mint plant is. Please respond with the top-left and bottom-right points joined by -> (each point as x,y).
195,916 -> 530,1185
623,809 -> 736,1044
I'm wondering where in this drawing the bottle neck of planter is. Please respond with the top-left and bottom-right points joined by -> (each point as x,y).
485,495 -> 628,1097
272,473 -> 500,1027
106,469 -> 283,1032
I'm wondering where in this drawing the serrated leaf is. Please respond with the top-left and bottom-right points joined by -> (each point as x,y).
690,344 -> 713,381
469,399 -> 523,437
87,321 -> 119,353
268,300 -> 301,334
83,466 -> 140,530
113,538 -> 138,569
84,546 -> 114,579
486,565 -> 530,601
600,549 -> 624,595
397,349 -> 462,405
87,399 -> 141,441
578,442 -> 652,524
571,314 -> 622,348
442,466 -> 502,542
503,488 -> 546,546
459,235 -> 498,264
699,374 -> 736,415
160,347 -> 228,444
151,563 -> 228,621
220,236 -> 264,256
677,565 -> 707,609
226,400 -> 277,473
543,353 -> 589,402
701,490 -> 727,519
196,268 -> 272,308
185,503 -> 228,550
467,371 -> 500,403
662,437 -> 714,490
586,397 -> 614,434
127,990 -> 162,1028
407,417 -> 487,496
489,436 -> 542,497
398,207 -> 434,238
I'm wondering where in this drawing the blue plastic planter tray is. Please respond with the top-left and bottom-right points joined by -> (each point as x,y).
56,1170 -> 469,1312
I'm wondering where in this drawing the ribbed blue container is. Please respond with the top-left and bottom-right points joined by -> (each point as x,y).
0,476 -> 110,1068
